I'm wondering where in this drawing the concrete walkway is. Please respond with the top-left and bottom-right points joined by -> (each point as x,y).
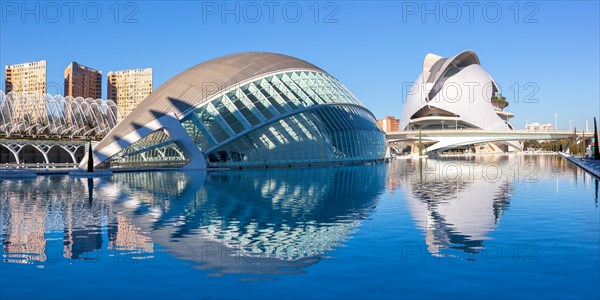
560,153 -> 600,179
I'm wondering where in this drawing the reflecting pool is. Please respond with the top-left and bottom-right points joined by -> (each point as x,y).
1,155 -> 599,299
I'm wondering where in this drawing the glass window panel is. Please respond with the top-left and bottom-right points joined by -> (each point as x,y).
254,81 -> 289,114
289,72 -> 321,105
200,104 -> 232,143
210,97 -> 245,134
267,77 -> 300,110
279,73 -> 314,107
298,72 -> 328,104
247,83 -> 283,116
227,91 -> 262,126
242,88 -> 274,120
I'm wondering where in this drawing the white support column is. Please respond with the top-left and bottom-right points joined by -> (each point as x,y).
81,112 -> 206,170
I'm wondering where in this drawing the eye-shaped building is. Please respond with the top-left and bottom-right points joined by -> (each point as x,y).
88,52 -> 386,169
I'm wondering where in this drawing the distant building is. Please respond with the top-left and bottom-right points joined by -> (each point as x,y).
526,122 -> 553,131
4,60 -> 47,96
64,62 -> 102,99
377,116 -> 401,132
4,60 -> 47,123
107,68 -> 152,120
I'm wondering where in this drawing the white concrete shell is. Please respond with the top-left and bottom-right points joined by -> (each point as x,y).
402,50 -> 509,131
401,50 -> 520,152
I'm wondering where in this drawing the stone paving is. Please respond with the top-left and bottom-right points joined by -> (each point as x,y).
561,153 -> 600,178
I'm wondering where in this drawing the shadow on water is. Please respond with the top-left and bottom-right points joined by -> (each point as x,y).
0,165 -> 387,275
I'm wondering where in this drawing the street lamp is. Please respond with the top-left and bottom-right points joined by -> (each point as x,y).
569,120 -> 573,131
553,113 -> 558,130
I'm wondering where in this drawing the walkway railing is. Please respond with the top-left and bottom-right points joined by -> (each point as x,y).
1,163 -> 79,169
387,129 -> 584,135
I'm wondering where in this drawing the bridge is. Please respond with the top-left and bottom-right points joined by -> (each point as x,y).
0,130 -> 594,165
386,129 -> 592,153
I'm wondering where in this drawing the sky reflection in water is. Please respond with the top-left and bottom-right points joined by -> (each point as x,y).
1,155 -> 598,299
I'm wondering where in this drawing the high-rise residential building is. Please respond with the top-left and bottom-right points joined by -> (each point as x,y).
4,60 -> 47,123
107,68 -> 152,120
64,62 -> 102,99
4,60 -> 47,96
377,116 -> 401,133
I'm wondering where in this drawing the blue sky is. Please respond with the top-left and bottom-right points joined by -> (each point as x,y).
1,1 -> 598,130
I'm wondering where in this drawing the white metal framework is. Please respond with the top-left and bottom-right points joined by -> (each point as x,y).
0,91 -> 121,139
0,139 -> 86,164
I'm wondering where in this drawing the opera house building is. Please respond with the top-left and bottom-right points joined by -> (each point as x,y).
401,50 -> 520,152
88,53 -> 386,170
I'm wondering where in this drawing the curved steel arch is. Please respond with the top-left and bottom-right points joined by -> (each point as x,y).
19,144 -> 48,164
0,91 -> 121,139
0,144 -> 19,163
47,145 -> 77,163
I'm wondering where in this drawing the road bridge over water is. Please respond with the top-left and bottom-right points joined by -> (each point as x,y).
386,129 -> 592,153
0,130 -> 595,165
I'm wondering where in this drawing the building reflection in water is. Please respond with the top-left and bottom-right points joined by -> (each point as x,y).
1,165 -> 387,274
0,176 -> 155,265
391,154 -> 598,258
395,156 -> 514,257
109,165 -> 387,274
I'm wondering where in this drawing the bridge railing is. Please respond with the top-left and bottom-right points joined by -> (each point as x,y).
386,129 -> 586,135
0,133 -> 101,141
1,163 -> 79,169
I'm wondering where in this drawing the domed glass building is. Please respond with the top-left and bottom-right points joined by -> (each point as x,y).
89,52 -> 386,169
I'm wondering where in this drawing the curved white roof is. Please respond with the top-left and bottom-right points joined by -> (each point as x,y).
402,50 -> 510,131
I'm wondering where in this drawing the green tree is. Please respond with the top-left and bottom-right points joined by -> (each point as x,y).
524,140 -> 541,150
594,117 -> 599,160
491,95 -> 509,109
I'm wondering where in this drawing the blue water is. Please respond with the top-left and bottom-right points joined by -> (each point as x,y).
1,155 -> 598,299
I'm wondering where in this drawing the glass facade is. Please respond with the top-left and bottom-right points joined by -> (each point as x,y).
110,130 -> 189,168
108,70 -> 385,168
